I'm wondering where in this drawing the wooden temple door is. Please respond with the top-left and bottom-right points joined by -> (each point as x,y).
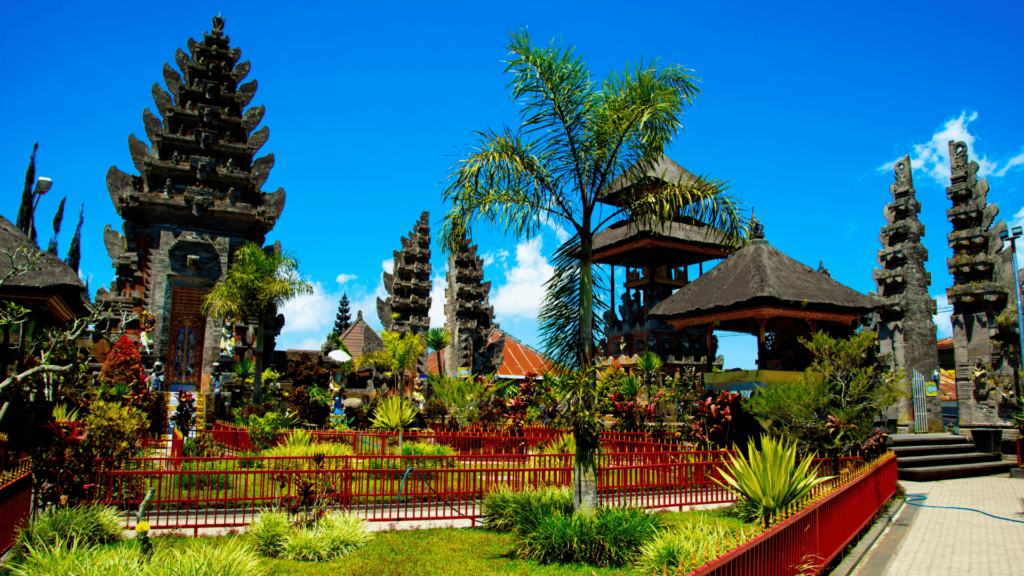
166,287 -> 208,392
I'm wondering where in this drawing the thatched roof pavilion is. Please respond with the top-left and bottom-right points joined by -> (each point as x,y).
0,215 -> 89,323
649,214 -> 880,370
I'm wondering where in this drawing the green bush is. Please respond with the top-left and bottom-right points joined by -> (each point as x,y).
6,537 -> 266,576
635,518 -> 742,575
480,484 -> 573,533
6,538 -> 140,576
182,434 -> 222,458
714,434 -> 831,524
178,461 -> 231,490
261,429 -> 355,467
516,507 -> 660,567
540,433 -> 576,455
247,510 -> 290,558
12,504 -> 123,555
250,511 -> 372,562
365,442 -> 458,479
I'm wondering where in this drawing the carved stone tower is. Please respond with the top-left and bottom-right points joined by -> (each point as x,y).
98,16 -> 286,394
377,211 -> 432,336
945,140 -> 1017,424
873,156 -> 940,429
443,236 -> 505,376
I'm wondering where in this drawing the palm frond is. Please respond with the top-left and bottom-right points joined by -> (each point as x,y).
538,236 -> 607,370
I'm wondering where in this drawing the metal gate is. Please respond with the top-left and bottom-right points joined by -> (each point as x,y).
911,369 -> 928,433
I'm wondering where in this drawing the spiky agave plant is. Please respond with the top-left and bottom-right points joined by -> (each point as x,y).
714,434 -> 831,524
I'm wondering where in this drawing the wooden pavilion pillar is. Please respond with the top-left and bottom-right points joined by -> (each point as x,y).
704,324 -> 714,372
756,318 -> 768,370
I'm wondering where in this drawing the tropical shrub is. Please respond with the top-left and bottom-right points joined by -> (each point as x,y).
250,510 -> 371,562
746,331 -> 906,456
5,538 -> 140,576
247,510 -> 290,557
714,434 -> 831,524
182,434 -> 222,458
262,429 -> 355,464
11,505 -> 122,556
540,433 -> 576,455
151,537 -> 267,576
516,507 -> 660,567
689,392 -> 739,448
85,400 -> 148,461
480,484 -> 573,533
286,352 -> 334,427
371,394 -> 420,431
236,411 -> 288,450
365,442 -> 457,479
636,517 -> 761,575
98,335 -> 164,435
29,419 -> 97,507
178,461 -> 230,490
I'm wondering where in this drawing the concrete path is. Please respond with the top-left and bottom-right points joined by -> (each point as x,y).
853,475 -> 1024,576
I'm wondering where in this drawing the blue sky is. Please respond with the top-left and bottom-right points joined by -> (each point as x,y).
2,1 -> 1023,368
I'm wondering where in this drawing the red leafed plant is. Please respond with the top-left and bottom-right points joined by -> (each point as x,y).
691,392 -> 740,448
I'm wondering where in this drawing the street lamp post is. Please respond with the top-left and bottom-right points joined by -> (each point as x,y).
25,176 -> 52,242
999,226 -> 1024,402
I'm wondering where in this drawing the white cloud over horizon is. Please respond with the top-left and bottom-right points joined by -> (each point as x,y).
877,111 -> 1023,185
335,273 -> 357,284
491,236 -> 555,322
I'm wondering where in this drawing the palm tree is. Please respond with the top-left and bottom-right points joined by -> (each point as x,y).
425,327 -> 451,382
203,242 -> 313,403
439,30 -> 747,511
355,330 -> 426,451
636,350 -> 664,400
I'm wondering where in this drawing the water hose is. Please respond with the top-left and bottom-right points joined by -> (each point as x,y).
395,466 -> 469,521
906,493 -> 1024,524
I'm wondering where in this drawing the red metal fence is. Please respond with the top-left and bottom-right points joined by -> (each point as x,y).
93,447 -> 741,530
0,462 -> 32,556
687,452 -> 898,576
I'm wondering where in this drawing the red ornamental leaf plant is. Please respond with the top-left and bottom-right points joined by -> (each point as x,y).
99,335 -> 165,434
691,392 -> 740,448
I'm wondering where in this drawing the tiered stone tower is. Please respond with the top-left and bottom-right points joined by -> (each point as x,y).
872,156 -> 940,429
98,15 -> 285,393
377,211 -> 432,335
945,140 -> 1017,423
444,236 -> 505,376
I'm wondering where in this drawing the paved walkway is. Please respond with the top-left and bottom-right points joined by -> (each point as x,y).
856,476 -> 1024,576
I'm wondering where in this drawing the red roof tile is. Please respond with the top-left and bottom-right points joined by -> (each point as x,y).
425,330 -> 551,379
937,337 -> 954,350
939,369 -> 956,401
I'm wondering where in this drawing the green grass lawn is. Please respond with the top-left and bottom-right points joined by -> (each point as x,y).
141,507 -> 747,576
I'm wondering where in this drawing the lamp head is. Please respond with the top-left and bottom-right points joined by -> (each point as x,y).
34,177 -> 52,195
1000,229 -> 1009,240
1014,226 -> 1022,237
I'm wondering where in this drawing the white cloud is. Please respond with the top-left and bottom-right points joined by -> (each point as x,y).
296,337 -> 323,351
428,272 -> 447,329
481,249 -> 509,267
1011,206 -> 1024,232
279,280 -> 335,340
995,150 -> 1024,178
877,111 -> 1015,185
382,259 -> 394,274
543,217 -> 572,244
335,273 -> 357,284
491,236 -> 555,322
934,293 -> 952,339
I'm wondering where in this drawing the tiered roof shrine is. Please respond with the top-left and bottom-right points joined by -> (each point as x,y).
97,16 -> 286,393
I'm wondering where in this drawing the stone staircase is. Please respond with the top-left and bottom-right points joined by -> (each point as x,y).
891,433 -> 1015,481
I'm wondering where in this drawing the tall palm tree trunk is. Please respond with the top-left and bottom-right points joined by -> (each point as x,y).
574,233 -> 598,512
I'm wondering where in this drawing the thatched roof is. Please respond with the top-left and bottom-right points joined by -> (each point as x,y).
649,240 -> 880,320
598,155 -> 698,205
0,215 -> 88,319
585,218 -> 733,265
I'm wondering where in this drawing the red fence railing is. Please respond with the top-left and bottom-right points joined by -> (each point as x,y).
0,464 -> 32,556
687,452 -> 898,576
92,448 -> 739,529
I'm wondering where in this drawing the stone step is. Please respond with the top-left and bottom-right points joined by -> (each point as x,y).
889,434 -> 972,447
897,460 -> 1015,482
895,452 -> 1001,468
890,443 -> 977,457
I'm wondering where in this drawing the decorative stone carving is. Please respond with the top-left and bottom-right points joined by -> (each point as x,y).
871,155 -> 940,429
377,212 -> 433,339
443,234 -> 505,376
943,141 -> 1016,424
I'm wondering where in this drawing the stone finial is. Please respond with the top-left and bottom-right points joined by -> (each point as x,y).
817,261 -> 830,277
893,155 -> 913,191
949,141 -> 969,181
748,209 -> 765,243
212,15 -> 226,35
